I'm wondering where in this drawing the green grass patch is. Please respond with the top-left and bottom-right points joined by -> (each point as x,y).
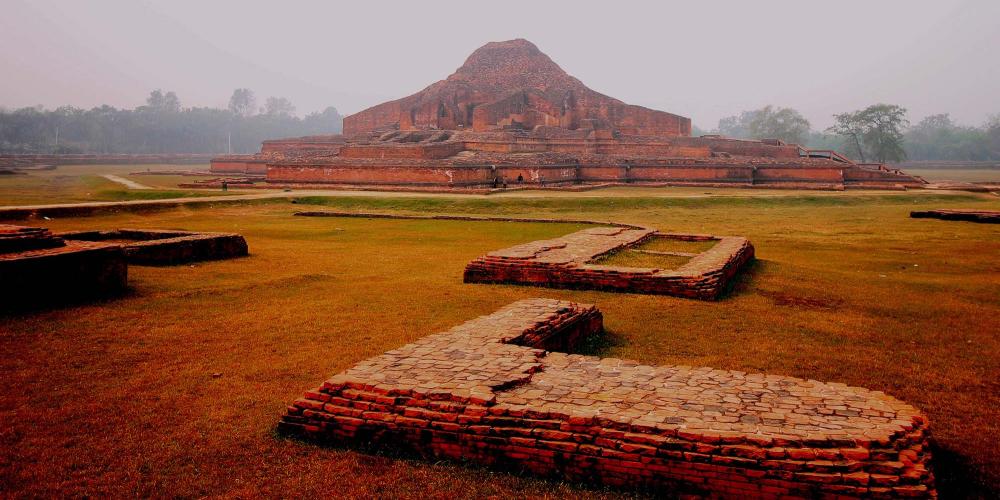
590,250 -> 691,269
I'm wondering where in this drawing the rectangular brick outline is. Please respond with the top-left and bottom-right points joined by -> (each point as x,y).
292,211 -> 754,299
1,226 -> 127,305
281,299 -> 934,498
464,228 -> 754,300
56,228 -> 248,265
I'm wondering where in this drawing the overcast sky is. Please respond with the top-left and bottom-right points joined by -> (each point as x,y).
2,0 -> 998,129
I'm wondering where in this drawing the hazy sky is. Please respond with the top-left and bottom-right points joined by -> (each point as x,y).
2,0 -> 998,129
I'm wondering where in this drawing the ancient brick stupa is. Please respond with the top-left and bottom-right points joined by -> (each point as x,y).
212,39 -> 924,190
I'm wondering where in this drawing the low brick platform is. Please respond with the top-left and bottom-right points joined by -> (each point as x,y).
57,229 -> 248,265
281,299 -> 934,498
464,227 -> 754,299
0,224 -> 126,307
910,209 -> 1000,224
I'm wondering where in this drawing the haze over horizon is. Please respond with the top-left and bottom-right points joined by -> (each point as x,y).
2,0 -> 999,130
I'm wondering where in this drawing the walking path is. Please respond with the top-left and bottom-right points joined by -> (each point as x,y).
102,174 -> 152,190
0,186 -> 985,221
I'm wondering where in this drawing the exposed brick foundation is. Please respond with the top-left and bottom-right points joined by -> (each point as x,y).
910,209 -> 1000,224
57,229 -> 248,265
281,299 -> 935,498
464,227 -> 754,300
0,224 -> 126,307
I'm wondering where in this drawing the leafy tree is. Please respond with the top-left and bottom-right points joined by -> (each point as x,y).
717,106 -> 811,144
0,91 -> 342,154
228,88 -> 256,117
162,91 -> 180,113
828,110 -> 869,161
747,106 -> 810,144
264,97 -> 296,117
904,114 -> 993,160
717,110 -> 757,139
303,106 -> 343,131
144,89 -> 181,113
984,114 -> 1000,160
829,104 -> 909,163
146,89 -> 166,110
860,104 -> 908,163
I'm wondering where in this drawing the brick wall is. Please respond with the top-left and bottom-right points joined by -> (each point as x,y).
464,228 -> 755,300
281,298 -> 935,497
57,229 -> 248,265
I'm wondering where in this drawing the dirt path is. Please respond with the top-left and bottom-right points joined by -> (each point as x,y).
0,186 -> 986,221
102,174 -> 152,190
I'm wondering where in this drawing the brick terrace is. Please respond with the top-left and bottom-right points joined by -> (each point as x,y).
464,227 -> 754,299
281,299 -> 934,498
57,228 -> 248,265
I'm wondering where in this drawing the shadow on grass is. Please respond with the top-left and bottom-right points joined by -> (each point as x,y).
0,287 -> 137,317
573,327 -> 630,357
716,257 -> 767,301
932,442 -> 995,499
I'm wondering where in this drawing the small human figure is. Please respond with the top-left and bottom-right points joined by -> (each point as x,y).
517,174 -> 523,184
502,178 -> 508,189
222,180 -> 228,192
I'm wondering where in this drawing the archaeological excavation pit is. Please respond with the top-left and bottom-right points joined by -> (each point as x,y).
280,298 -> 935,498
56,228 -> 248,265
464,227 -> 754,299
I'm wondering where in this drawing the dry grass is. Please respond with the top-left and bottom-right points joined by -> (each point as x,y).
1,190 -> 999,497
904,167 -> 1000,183
0,164 -> 232,205
591,250 -> 691,270
635,237 -> 718,254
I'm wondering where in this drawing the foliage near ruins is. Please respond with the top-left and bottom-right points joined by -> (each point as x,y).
0,90 -> 343,155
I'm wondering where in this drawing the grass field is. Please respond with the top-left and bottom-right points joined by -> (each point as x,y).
903,167 -> 1000,183
0,164 -> 235,205
1,190 -> 999,497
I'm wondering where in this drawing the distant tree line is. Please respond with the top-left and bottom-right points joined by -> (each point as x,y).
0,89 -> 342,155
697,105 -> 1000,163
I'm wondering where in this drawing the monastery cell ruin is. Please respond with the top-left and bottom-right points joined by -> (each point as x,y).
211,39 -> 925,191
282,299 -> 935,498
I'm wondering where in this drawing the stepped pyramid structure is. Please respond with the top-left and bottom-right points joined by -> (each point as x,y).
343,39 -> 689,137
212,39 -> 925,191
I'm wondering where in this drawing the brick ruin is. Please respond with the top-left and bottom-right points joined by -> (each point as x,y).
910,209 -> 1000,224
465,227 -> 754,300
293,211 -> 753,299
0,224 -> 127,307
212,39 -> 925,191
56,229 -> 249,265
281,298 -> 935,498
